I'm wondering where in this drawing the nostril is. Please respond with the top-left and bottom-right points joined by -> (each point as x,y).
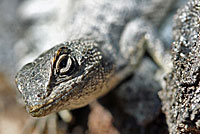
37,93 -> 44,99
37,94 -> 41,98
37,91 -> 50,99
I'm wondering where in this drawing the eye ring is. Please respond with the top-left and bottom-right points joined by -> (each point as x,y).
55,54 -> 76,76
59,57 -> 72,74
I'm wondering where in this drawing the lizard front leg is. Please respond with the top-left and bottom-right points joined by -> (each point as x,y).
119,18 -> 172,73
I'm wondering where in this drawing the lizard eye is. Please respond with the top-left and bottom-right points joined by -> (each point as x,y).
56,54 -> 76,76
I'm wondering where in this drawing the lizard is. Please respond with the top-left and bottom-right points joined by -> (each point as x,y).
15,0 -> 173,119
14,1 -> 188,133
159,0 -> 200,133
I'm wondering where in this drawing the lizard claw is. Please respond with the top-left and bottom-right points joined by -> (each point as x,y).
22,114 -> 67,134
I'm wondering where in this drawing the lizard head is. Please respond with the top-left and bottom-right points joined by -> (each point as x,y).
15,40 -> 113,117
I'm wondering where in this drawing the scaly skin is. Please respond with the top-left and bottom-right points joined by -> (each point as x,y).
15,0 -> 174,117
16,39 -> 117,117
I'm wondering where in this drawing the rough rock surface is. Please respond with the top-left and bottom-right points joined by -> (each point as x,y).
159,0 -> 200,133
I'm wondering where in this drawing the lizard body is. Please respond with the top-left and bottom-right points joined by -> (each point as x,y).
16,0 -> 174,117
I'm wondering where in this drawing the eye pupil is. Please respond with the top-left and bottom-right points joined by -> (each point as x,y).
59,58 -> 68,69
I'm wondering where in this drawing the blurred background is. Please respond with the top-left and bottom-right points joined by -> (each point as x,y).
0,0 -> 187,134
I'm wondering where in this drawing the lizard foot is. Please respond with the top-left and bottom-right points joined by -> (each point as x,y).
22,113 -> 69,134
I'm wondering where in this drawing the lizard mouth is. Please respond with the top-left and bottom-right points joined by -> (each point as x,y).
27,97 -> 62,117
27,87 -> 74,117
27,99 -> 55,117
